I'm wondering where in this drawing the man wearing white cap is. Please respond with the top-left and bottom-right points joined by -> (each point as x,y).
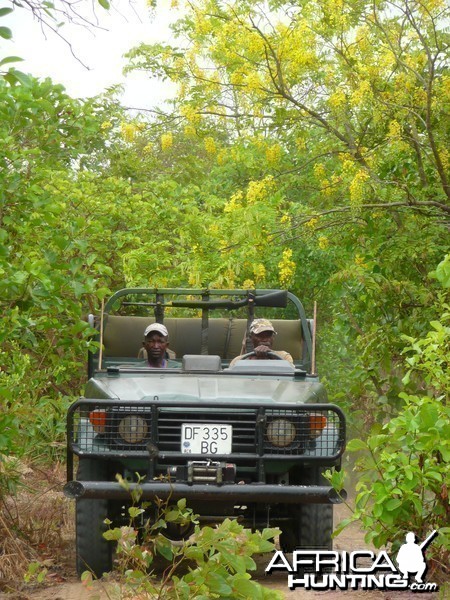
229,319 -> 294,367
142,323 -> 177,368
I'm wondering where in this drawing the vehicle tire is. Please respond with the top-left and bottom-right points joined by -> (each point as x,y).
75,459 -> 113,578
279,467 -> 333,553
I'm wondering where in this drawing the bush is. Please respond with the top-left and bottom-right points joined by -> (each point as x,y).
83,496 -> 283,599
328,298 -> 450,583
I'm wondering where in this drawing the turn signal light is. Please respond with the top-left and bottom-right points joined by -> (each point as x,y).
89,409 -> 107,433
309,413 -> 327,438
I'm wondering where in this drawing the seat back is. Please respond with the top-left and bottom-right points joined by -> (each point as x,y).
102,315 -> 303,361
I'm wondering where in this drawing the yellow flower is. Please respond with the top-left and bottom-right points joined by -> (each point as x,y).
349,170 -> 370,205
246,176 -> 275,204
253,263 -> 266,280
161,132 -> 173,151
245,71 -> 262,92
266,144 -> 281,164
224,190 -> 243,213
242,279 -> 255,289
101,121 -> 112,130
329,89 -> 347,109
318,236 -> 329,250
438,147 -> 449,170
225,268 -> 236,287
387,120 -> 402,139
204,137 -> 217,154
180,105 -> 201,125
184,125 -> 196,137
120,122 -> 137,143
306,218 -> 318,229
217,149 -> 227,165
351,80 -> 373,106
341,159 -> 355,173
313,163 -> 326,180
278,249 -> 296,287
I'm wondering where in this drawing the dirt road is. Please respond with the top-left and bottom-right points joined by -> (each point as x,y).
5,502 -> 441,600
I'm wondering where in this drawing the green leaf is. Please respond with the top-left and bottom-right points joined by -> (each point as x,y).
98,0 -> 110,9
0,56 -> 22,68
103,528 -> 122,541
433,255 -> 450,288
7,69 -> 32,86
128,506 -> 145,518
0,26 -> 12,39
155,537 -> 173,561
0,7 -> 13,17
385,498 -> 402,511
346,438 -> 368,452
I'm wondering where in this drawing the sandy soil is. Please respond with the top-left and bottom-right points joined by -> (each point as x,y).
1,500 -> 442,600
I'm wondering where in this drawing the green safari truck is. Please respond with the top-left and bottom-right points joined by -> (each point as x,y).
63,288 -> 346,577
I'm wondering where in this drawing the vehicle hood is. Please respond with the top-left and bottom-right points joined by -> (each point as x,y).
84,372 -> 327,405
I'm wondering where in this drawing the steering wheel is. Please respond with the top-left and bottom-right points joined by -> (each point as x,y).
239,350 -> 283,360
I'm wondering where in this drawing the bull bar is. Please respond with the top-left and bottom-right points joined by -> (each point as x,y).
63,480 -> 346,503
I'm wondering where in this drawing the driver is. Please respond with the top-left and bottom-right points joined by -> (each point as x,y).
229,319 -> 294,367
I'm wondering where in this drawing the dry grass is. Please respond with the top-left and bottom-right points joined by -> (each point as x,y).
0,462 -> 75,594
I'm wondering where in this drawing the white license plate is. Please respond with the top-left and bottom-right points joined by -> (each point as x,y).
181,423 -> 232,454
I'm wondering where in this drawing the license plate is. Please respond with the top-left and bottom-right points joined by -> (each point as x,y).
181,423 -> 232,454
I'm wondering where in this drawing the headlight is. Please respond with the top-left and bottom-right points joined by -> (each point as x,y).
118,415 -> 148,444
266,418 -> 297,447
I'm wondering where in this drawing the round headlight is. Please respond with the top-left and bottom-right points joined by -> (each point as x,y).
118,415 -> 148,444
266,418 -> 297,447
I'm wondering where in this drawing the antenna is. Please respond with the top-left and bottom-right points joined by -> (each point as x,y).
98,298 -> 105,371
311,301 -> 317,375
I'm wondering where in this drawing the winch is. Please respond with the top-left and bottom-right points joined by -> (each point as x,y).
167,461 -> 237,485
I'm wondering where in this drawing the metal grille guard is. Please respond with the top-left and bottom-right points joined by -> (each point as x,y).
66,399 -> 345,481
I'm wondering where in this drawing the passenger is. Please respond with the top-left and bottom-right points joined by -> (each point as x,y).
142,324 -> 178,368
229,319 -> 294,367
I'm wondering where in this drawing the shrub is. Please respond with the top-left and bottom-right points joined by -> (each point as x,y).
83,496 -> 283,599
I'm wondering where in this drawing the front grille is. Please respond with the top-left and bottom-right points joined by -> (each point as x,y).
157,409 -> 257,454
68,400 -> 345,461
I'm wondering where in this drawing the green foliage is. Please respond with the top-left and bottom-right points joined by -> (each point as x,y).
0,77 -> 121,462
329,304 -> 450,580
402,304 -> 450,397
343,394 -> 450,577
23,561 -> 48,585
85,496 -> 282,599
0,11 -> 448,579
122,0 -> 450,423
431,254 -> 450,289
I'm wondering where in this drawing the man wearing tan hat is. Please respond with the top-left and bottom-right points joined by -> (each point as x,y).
142,323 -> 177,368
229,318 -> 294,367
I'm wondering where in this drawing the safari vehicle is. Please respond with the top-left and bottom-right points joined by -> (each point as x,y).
63,288 -> 346,577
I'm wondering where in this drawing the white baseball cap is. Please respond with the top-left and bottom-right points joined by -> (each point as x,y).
144,323 -> 169,338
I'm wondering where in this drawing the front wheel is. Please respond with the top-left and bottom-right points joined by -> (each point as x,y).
75,459 -> 113,578
279,468 -> 333,552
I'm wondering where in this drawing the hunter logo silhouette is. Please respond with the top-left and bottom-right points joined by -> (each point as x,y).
396,530 -> 438,583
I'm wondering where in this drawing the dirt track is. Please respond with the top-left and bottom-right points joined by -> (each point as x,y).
4,501 -> 441,600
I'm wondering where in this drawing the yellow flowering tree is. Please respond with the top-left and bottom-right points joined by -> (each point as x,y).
122,0 -> 450,412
